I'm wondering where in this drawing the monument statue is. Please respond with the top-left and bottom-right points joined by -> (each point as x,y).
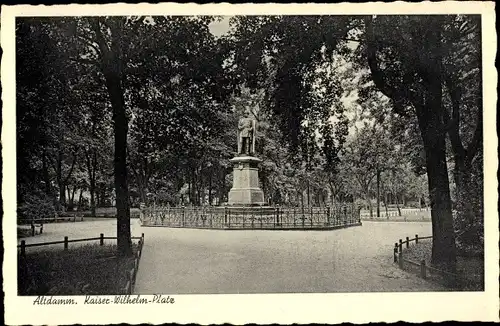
228,114 -> 265,206
237,116 -> 256,156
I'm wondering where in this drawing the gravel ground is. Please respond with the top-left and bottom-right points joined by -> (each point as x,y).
134,221 -> 446,293
18,219 -> 446,293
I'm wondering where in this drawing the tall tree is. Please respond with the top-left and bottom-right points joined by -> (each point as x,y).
362,15 -> 459,268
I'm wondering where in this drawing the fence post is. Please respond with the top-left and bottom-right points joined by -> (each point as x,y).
393,243 -> 398,263
398,239 -> 403,253
398,251 -> 403,269
406,236 -> 409,248
327,206 -> 331,225
224,206 -> 228,226
275,206 -> 279,227
64,236 -> 68,250
415,234 -> 419,244
420,260 -> 427,279
21,240 -> 26,257
182,206 -> 185,227
100,233 -> 104,246
310,206 -> 313,227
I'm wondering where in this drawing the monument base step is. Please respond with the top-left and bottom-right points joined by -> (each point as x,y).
228,187 -> 265,206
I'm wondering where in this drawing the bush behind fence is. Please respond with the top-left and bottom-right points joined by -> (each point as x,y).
393,235 -> 465,289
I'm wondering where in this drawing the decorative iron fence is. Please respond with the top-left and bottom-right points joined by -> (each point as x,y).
141,204 -> 361,230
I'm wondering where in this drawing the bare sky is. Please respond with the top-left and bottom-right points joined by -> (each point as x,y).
208,16 -> 231,37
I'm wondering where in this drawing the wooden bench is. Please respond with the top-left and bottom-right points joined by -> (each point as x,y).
17,222 -> 43,236
55,212 -> 85,222
32,223 -> 43,235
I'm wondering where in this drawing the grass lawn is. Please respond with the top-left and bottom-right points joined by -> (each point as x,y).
403,239 -> 484,291
18,243 -> 138,295
361,211 -> 431,222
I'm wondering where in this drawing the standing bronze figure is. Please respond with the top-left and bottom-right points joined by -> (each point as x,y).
238,117 -> 255,155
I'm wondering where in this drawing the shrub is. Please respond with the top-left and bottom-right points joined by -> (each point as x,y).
18,190 -> 55,223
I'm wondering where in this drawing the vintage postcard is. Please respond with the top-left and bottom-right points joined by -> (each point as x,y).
2,2 -> 498,324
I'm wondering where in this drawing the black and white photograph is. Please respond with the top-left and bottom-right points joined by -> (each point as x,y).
2,2 -> 498,324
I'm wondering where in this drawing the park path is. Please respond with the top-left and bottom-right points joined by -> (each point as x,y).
134,221 -> 446,293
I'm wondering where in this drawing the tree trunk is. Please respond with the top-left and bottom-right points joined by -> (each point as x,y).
102,62 -> 131,254
108,77 -> 131,255
423,132 -> 457,269
42,151 -> 51,196
366,191 -> 373,218
55,149 -> 67,212
92,17 -> 131,256
59,183 -> 66,212
77,188 -> 84,211
86,150 -> 97,217
193,167 -> 198,205
95,187 -> 100,208
67,185 -> 76,211
208,171 -> 213,206
395,193 -> 401,216
72,185 -> 77,203
376,169 -> 381,217
329,184 -> 336,207
198,167 -> 204,205
66,185 -> 71,210
384,191 -> 389,219
90,183 -> 96,217
139,187 -> 147,204
417,54 -> 456,269
306,181 -> 310,207
108,74 -> 132,256
218,170 -> 225,204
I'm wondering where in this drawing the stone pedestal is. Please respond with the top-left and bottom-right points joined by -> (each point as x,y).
228,156 -> 265,206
